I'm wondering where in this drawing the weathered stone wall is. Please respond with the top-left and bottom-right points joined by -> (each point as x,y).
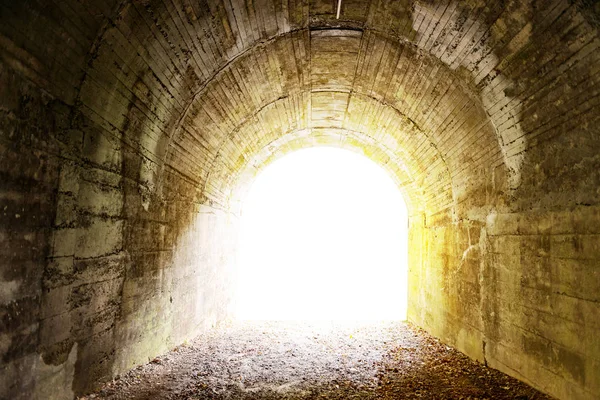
0,1 -> 238,398
405,2 -> 600,399
1,1 -> 599,399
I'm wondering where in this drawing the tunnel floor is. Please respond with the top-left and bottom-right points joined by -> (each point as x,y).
80,321 -> 552,400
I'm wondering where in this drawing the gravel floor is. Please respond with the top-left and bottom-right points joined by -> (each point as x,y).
80,321 -> 553,400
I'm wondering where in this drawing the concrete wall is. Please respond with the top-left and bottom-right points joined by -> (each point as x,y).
0,2 -> 238,397
1,1 -> 599,399
408,209 -> 600,399
405,3 -> 600,399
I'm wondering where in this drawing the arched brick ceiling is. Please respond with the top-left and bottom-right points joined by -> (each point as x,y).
224,127 -> 423,214
175,30 -> 485,217
74,0 -> 597,218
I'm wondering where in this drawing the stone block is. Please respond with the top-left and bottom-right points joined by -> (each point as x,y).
75,219 -> 123,259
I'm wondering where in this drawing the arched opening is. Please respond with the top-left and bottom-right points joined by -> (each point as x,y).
234,147 -> 409,321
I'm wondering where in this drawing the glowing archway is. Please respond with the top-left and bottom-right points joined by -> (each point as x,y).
235,147 -> 408,321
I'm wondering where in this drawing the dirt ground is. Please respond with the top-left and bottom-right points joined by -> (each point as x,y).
80,321 -> 553,400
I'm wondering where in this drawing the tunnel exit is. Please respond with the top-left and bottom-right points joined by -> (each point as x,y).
235,147 -> 409,321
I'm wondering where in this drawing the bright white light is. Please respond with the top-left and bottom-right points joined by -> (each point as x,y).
235,147 -> 408,321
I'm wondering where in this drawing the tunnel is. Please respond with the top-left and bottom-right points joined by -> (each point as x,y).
0,0 -> 599,399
